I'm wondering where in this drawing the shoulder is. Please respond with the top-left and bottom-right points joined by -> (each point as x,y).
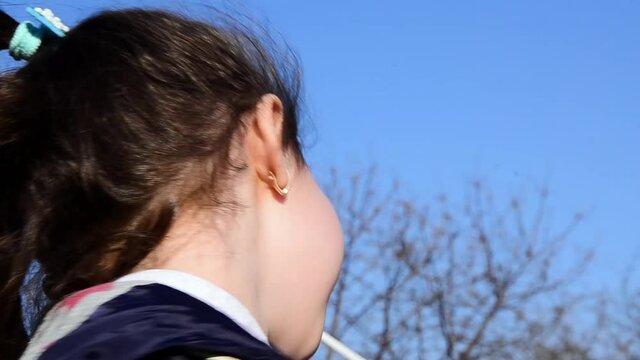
23,283 -> 285,360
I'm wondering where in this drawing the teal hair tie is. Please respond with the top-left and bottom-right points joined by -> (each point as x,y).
8,7 -> 69,61
9,21 -> 44,60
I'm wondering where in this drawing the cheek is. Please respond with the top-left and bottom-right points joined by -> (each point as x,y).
262,174 -> 344,355
291,189 -> 344,293
281,182 -> 343,305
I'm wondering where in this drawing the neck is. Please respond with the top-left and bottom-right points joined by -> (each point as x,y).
131,204 -> 266,334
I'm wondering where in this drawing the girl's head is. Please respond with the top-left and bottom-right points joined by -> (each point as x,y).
0,8 -> 343,359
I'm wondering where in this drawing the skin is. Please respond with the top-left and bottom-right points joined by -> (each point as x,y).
132,95 -> 345,359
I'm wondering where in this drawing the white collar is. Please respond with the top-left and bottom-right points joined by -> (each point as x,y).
115,269 -> 269,345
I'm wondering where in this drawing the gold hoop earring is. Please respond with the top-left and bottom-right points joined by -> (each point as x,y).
268,170 -> 290,196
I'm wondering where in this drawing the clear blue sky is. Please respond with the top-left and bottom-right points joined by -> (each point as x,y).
245,1 -> 640,288
2,1 -> 638,288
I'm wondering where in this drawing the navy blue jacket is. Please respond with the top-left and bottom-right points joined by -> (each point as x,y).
35,284 -> 287,360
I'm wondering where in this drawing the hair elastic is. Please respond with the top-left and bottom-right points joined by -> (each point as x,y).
9,7 -> 69,60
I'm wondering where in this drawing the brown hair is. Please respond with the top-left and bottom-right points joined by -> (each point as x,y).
0,8 -> 304,357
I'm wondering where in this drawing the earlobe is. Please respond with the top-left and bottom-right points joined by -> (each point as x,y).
267,170 -> 290,197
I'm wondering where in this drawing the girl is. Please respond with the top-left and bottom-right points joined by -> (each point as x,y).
0,6 -> 344,360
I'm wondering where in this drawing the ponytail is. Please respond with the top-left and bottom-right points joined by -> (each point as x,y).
0,9 -> 42,358
0,10 -> 18,49
0,11 -> 31,354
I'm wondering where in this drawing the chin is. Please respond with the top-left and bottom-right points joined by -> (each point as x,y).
271,317 -> 324,359
276,340 -> 321,360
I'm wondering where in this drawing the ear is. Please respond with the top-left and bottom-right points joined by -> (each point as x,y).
245,94 -> 290,194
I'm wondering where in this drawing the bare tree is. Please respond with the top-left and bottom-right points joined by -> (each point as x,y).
605,260 -> 640,359
321,167 -> 592,360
